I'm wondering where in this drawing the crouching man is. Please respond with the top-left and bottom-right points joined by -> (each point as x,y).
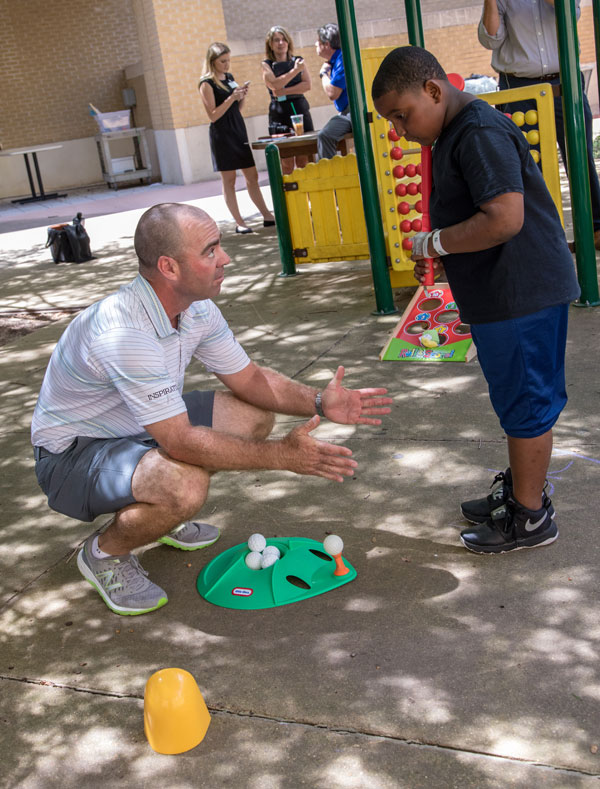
31,203 -> 392,615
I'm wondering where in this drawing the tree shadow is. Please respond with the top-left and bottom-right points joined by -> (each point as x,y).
1,205 -> 600,784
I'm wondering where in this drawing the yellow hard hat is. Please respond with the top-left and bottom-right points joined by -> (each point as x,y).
144,668 -> 211,754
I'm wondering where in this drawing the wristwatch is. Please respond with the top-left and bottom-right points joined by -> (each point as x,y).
315,392 -> 325,417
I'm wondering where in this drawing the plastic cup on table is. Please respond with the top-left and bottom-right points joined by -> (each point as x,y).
290,115 -> 304,136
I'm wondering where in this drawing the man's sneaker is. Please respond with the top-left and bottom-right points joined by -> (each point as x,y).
158,521 -> 220,551
77,536 -> 168,616
460,498 -> 558,554
460,468 -> 555,523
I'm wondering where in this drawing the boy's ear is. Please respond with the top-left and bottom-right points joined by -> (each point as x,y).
425,79 -> 443,103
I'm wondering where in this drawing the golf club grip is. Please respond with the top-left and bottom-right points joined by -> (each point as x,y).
420,145 -> 435,287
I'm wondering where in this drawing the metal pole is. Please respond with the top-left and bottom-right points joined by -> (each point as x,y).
554,0 -> 599,305
335,0 -> 397,314
265,144 -> 297,277
22,154 -> 37,198
404,0 -> 425,47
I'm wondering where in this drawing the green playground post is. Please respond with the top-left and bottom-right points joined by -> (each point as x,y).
404,0 -> 425,47
554,0 -> 600,305
335,0 -> 397,314
265,143 -> 297,277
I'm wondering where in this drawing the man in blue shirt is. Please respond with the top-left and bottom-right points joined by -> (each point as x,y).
315,23 -> 352,159
479,0 -> 600,250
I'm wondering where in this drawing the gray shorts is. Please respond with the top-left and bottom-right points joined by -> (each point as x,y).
33,390 -> 215,523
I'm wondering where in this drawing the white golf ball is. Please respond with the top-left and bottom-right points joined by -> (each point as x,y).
260,552 -> 278,569
245,551 -> 263,570
262,545 -> 281,559
323,534 -> 344,556
247,533 -> 266,553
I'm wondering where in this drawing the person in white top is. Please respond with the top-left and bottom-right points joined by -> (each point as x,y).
479,0 -> 600,250
32,202 -> 392,616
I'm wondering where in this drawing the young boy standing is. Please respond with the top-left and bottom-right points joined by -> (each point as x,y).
372,47 -> 580,554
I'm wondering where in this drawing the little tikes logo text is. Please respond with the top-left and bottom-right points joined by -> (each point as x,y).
231,587 -> 253,597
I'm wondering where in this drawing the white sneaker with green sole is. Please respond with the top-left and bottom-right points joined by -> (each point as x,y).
77,536 -> 168,616
158,521 -> 220,551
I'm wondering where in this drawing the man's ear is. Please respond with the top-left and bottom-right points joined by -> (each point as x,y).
425,79 -> 443,103
156,255 -> 179,280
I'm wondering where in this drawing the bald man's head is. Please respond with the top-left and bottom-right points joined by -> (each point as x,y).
134,203 -> 211,273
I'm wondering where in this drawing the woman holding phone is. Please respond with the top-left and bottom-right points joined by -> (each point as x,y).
262,26 -> 313,174
199,42 -> 275,233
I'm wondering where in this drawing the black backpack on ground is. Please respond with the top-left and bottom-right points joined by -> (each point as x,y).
46,213 -> 94,264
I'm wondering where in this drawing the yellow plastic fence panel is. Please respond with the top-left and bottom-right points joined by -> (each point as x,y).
478,84 -> 563,223
285,170 -> 314,258
335,153 -> 367,246
282,154 -> 369,263
309,158 -> 342,250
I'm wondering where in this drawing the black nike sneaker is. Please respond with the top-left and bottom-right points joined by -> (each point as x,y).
460,498 -> 558,554
460,468 -> 555,524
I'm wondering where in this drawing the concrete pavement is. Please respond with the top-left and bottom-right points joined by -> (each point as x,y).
1,182 -> 599,788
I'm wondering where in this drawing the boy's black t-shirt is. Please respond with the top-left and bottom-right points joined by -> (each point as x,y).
430,99 -> 580,324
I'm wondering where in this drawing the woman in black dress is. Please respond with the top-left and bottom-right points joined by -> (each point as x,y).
262,26 -> 314,175
199,42 -> 275,234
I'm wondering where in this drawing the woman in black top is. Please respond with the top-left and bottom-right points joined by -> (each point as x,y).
261,26 -> 314,175
199,42 -> 275,234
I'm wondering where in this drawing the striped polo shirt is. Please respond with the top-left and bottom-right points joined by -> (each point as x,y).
31,273 -> 250,453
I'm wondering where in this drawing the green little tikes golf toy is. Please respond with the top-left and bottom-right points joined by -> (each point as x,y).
196,534 -> 356,610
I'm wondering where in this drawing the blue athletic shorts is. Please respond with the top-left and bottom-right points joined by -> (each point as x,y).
34,390 -> 215,523
470,304 -> 569,438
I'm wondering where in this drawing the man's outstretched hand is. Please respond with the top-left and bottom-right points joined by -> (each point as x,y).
280,415 -> 357,482
321,366 -> 392,425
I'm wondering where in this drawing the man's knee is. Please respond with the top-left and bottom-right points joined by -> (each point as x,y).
252,408 -> 275,440
212,391 -> 274,439
318,116 -> 351,159
132,449 -> 210,516
318,122 -> 335,143
317,129 -> 336,159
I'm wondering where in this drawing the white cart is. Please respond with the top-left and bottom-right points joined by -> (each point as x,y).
95,127 -> 152,188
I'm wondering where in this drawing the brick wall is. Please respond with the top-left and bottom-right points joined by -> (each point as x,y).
578,6 -> 597,70
222,0 -> 482,41
130,0 -> 228,131
1,0 -> 596,159
229,6 -> 595,123
423,24 -> 495,79
0,0 -> 140,148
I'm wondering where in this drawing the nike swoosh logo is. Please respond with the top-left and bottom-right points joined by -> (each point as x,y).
524,514 -> 547,532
